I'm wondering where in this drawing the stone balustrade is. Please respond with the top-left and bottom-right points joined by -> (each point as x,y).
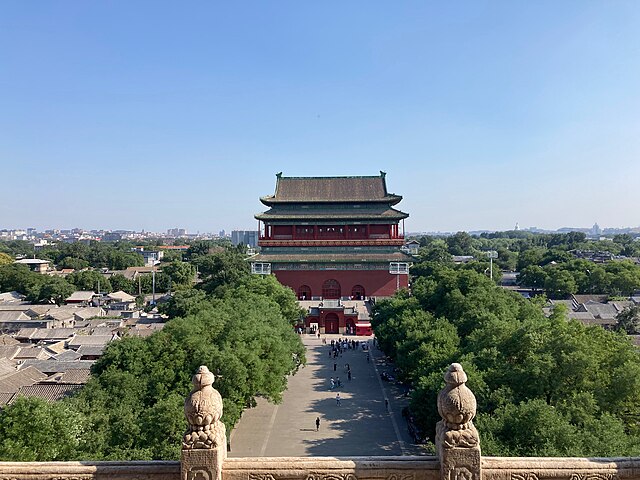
0,363 -> 638,480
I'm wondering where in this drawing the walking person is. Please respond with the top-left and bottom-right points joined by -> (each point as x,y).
333,362 -> 337,371
336,393 -> 341,406
315,416 -> 320,431
385,399 -> 389,410
347,370 -> 352,381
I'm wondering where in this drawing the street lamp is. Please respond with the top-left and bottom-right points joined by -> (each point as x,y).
486,251 -> 498,280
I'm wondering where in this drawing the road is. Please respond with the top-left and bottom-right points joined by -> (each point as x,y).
229,334 -> 429,457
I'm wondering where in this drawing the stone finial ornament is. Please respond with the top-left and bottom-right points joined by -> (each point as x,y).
437,363 -> 477,433
436,363 -> 479,449
436,363 -> 481,480
183,365 -> 225,450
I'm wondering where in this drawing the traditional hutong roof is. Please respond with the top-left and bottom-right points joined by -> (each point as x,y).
260,172 -> 403,206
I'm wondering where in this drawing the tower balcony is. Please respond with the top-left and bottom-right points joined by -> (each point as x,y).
258,238 -> 406,247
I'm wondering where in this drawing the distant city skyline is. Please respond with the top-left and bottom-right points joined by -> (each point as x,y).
2,2 -> 639,233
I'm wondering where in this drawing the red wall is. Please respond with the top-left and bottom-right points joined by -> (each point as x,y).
274,269 -> 408,298
304,311 -> 359,333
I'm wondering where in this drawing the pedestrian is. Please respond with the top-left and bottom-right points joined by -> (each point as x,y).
333,362 -> 337,371
315,416 -> 320,431
385,399 -> 389,410
348,370 -> 352,381
336,393 -> 341,406
366,353 -> 370,363
330,377 -> 335,389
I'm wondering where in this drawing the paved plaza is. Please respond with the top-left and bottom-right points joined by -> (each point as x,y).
229,334 -> 428,457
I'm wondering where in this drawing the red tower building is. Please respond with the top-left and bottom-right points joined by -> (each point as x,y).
251,173 -> 413,305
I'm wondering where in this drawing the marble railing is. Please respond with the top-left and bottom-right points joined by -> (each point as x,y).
1,456 -> 638,480
0,460 -> 179,479
0,364 -> 638,480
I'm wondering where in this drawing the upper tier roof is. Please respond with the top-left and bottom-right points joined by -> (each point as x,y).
260,172 -> 403,206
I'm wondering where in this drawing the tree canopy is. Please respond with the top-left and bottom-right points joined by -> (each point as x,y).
372,261 -> 640,456
0,272 -> 305,461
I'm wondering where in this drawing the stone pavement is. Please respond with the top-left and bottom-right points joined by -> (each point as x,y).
229,334 -> 428,457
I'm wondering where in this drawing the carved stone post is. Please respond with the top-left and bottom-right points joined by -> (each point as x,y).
181,365 -> 227,480
436,363 -> 481,480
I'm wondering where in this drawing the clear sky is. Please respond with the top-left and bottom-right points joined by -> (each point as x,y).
1,2 -> 639,233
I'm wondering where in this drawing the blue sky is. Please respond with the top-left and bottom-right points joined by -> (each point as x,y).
1,2 -> 639,233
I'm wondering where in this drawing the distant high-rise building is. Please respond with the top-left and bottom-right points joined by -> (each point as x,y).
219,229 -> 226,238
591,223 -> 601,236
514,222 -> 520,231
231,230 -> 259,248
167,228 -> 187,237
102,232 -> 122,242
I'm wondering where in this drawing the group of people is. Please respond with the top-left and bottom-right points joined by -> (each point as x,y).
329,377 -> 343,389
316,335 -> 378,431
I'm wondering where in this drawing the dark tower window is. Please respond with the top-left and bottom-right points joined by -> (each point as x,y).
298,285 -> 312,300
322,279 -> 341,299
351,285 -> 365,300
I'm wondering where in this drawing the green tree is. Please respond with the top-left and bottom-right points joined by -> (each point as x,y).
70,283 -> 306,460
544,269 -> 577,299
0,252 -> 13,265
420,240 -> 453,263
161,261 -> 195,289
193,249 -> 250,295
0,263 -> 37,293
58,256 -> 90,270
158,289 -> 209,318
518,265 -> 548,292
373,262 -> 640,456
446,231 -> 475,256
67,270 -> 112,293
616,306 -> 640,334
110,273 -> 135,294
28,276 -> 75,304
0,397 -> 86,461
516,247 -> 547,270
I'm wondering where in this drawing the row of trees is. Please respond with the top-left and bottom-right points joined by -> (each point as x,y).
0,246 -> 306,460
372,261 -> 640,456
0,240 -> 145,271
0,263 -> 192,304
414,231 -> 640,297
0,238 -> 211,302
518,259 -> 640,298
